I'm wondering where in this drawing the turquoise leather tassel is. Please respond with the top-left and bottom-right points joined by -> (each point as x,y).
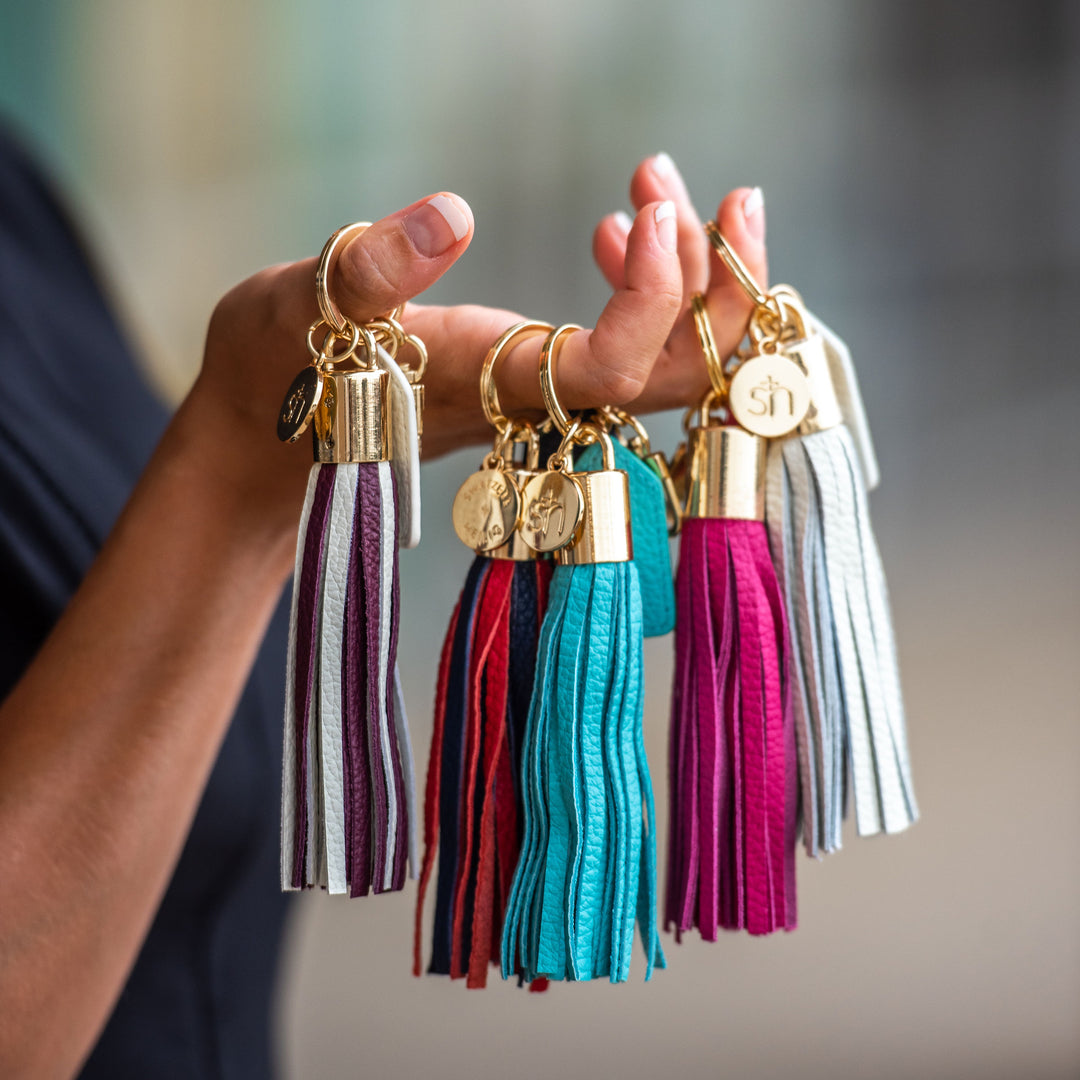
501,560 -> 664,983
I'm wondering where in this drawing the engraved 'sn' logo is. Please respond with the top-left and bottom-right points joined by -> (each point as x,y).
748,375 -> 794,417
282,387 -> 307,424
527,492 -> 565,535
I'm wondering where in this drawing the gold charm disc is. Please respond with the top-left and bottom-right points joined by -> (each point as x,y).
519,471 -> 583,553
277,366 -> 323,443
728,353 -> 812,438
451,469 -> 521,552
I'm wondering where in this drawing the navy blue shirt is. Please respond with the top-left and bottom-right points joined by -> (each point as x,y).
0,129 -> 292,1079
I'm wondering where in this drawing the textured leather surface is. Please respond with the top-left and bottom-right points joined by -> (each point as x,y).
430,559 -> 486,973
281,460 -> 415,897
764,428 -> 916,853
283,465 -> 334,890
376,345 -> 421,548
416,559 -> 553,987
577,439 -> 675,636
503,561 -> 663,982
811,313 -> 880,492
668,518 -> 797,938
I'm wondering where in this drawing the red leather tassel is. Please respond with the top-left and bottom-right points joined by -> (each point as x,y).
416,559 -> 553,987
451,561 -> 513,980
669,517 -> 797,938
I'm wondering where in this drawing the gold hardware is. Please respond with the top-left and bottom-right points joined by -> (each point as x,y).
307,317 -> 365,368
690,293 -> 727,399
705,224 -> 841,440
598,405 -> 683,536
727,352 -> 812,438
539,323 -> 585,436
451,468 -> 521,552
482,321 -> 555,433
766,286 -> 843,435
554,427 -> 633,566
316,222 -> 405,339
684,392 -> 765,521
277,366 -> 324,443
488,424 -> 545,561
366,313 -> 429,449
704,220 -> 774,312
518,415 -> 585,553
313,367 -> 391,463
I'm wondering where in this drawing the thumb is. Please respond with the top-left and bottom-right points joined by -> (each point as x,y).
333,192 -> 474,320
237,193 -> 474,344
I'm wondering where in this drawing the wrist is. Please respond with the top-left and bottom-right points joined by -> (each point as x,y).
160,381 -> 307,579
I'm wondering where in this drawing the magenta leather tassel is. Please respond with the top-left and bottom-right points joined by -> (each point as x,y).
668,517 -> 798,938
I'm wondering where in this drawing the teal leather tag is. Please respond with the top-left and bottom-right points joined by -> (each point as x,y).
577,439 -> 675,637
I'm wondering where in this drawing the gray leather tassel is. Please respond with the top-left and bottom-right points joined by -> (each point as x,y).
765,314 -> 917,855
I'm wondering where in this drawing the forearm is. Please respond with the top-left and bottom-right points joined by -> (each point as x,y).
0,392 -> 298,1078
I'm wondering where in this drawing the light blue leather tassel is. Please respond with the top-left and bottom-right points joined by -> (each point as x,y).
502,560 -> 664,983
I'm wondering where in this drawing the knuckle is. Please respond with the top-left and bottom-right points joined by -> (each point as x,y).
343,240 -> 400,312
592,362 -> 648,406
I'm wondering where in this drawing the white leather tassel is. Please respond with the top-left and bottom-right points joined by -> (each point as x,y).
766,385 -> 917,856
281,460 -> 417,895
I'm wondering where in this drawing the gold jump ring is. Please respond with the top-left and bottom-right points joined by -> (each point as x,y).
481,320 -> 554,432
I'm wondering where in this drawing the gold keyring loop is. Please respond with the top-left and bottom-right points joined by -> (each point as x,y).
481,320 -> 554,432
316,221 -> 406,336
704,220 -> 770,308
690,293 -> 727,398
539,323 -> 584,436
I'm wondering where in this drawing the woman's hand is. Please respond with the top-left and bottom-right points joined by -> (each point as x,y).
186,189 -> 686,543
591,153 -> 769,410
185,171 -> 764,553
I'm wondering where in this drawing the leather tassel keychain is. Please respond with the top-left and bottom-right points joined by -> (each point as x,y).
278,223 -> 421,897
706,223 -> 917,856
501,325 -> 664,984
579,406 -> 679,638
666,298 -> 797,939
414,322 -> 555,989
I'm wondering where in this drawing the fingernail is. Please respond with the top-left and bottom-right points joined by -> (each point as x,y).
404,194 -> 470,257
654,200 -> 677,252
742,186 -> 765,241
613,210 -> 633,235
653,152 -> 677,178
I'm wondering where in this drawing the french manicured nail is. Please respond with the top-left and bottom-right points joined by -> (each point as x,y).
653,152 -> 677,178
742,186 -> 765,241
655,200 -> 677,252
404,194 -> 470,256
652,152 -> 689,194
613,210 -> 633,234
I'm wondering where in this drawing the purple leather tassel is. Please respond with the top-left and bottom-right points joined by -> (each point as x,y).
289,466 -> 335,889
282,461 -> 415,896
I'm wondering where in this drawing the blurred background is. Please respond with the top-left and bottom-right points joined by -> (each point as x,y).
2,1 -> 1078,1077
